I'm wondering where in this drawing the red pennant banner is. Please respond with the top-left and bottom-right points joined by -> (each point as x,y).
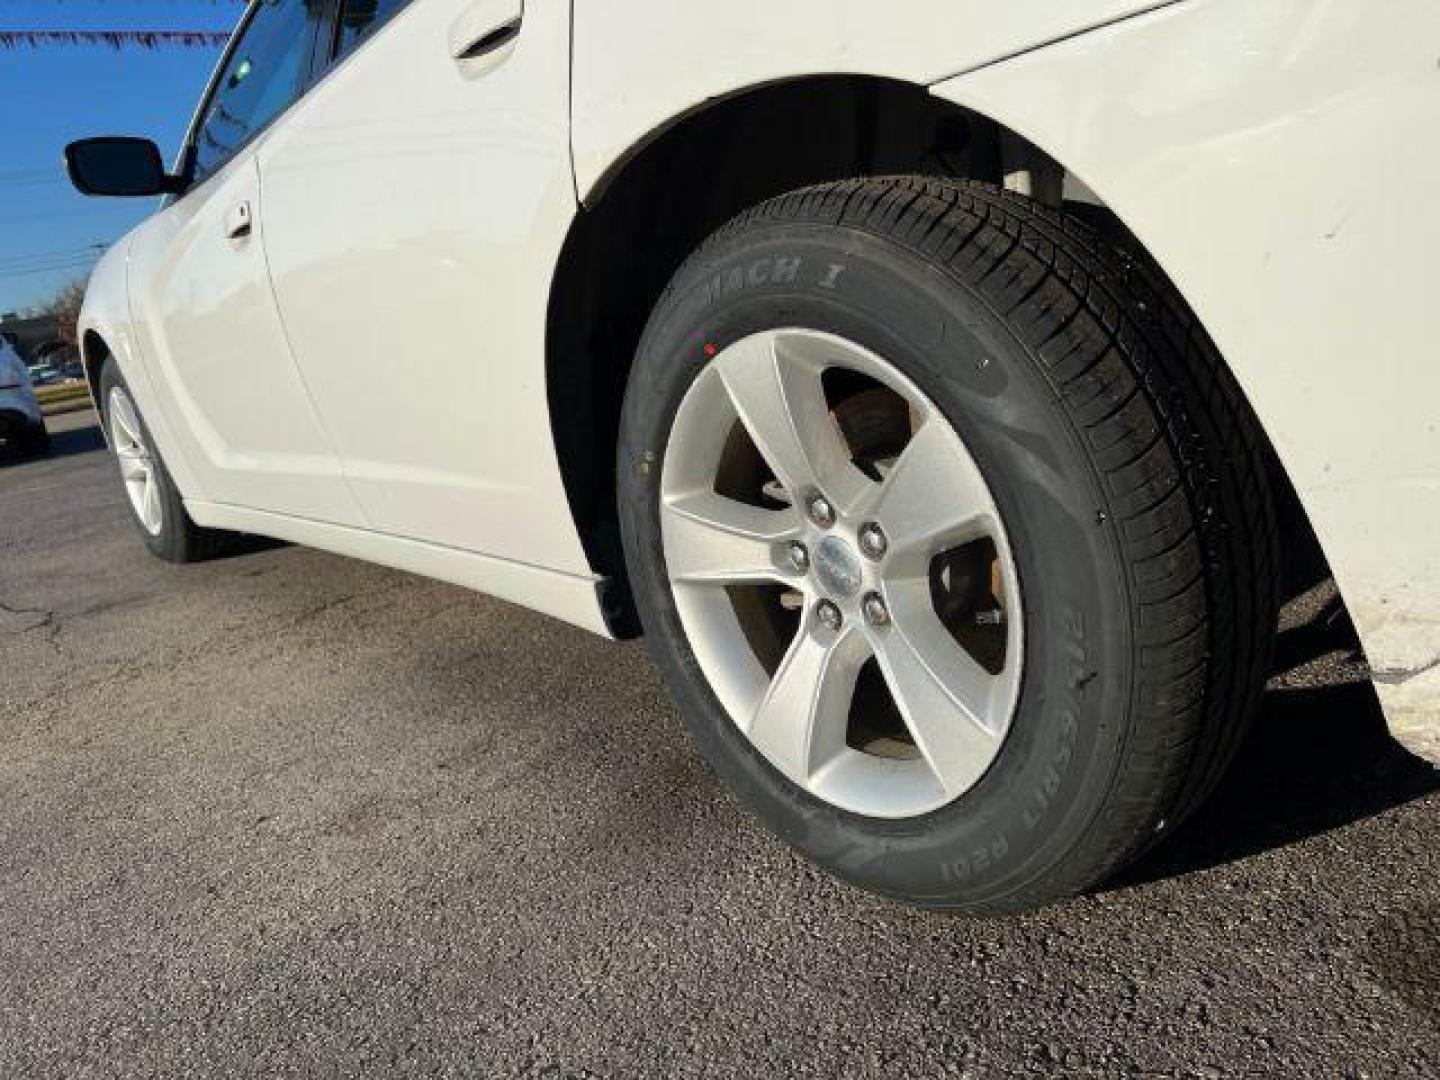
0,30 -> 232,50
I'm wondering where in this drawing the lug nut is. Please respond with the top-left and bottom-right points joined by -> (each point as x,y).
787,542 -> 810,573
858,522 -> 888,560
807,494 -> 836,529
815,600 -> 843,633
862,592 -> 890,628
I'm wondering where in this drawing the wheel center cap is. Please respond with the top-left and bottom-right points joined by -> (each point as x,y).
815,536 -> 863,598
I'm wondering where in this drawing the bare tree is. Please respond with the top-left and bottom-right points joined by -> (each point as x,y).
40,279 -> 86,346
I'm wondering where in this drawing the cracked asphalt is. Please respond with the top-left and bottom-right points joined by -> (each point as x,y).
1,411 -> 1437,1078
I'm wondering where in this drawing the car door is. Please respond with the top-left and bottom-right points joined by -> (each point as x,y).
126,0 -> 367,527
255,0 -> 594,575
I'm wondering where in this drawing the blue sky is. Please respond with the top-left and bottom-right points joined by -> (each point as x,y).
0,1 -> 242,313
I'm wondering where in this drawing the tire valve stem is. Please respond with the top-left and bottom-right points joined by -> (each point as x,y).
975,608 -> 1005,626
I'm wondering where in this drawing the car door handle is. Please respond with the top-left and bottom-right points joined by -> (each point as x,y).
225,200 -> 253,240
449,0 -> 523,62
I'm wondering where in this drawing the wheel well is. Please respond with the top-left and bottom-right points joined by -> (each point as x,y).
81,331 -> 110,417
547,76 -> 1033,630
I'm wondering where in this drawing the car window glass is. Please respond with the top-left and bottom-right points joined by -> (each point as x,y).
191,0 -> 327,184
335,0 -> 410,59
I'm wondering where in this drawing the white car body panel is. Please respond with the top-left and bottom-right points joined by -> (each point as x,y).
256,0 -> 591,573
126,155 -> 367,526
73,0 -> 1439,753
570,0 -> 1173,200
930,0 -> 1440,757
190,498 -> 611,634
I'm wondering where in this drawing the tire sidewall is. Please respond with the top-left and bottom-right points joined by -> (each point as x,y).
619,223 -> 1138,906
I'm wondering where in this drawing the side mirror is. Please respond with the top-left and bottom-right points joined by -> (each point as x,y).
64,137 -> 184,198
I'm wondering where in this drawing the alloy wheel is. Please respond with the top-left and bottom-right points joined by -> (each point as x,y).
108,386 -> 164,537
660,329 -> 1023,818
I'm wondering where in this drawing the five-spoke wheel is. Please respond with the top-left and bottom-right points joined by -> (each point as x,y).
108,384 -> 164,537
99,355 -> 236,563
660,329 -> 1021,818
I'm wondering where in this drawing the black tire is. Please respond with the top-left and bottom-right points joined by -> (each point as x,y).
0,415 -> 46,461
618,177 -> 1279,912
99,356 -> 238,563
23,425 -> 51,458
15,422 -> 49,459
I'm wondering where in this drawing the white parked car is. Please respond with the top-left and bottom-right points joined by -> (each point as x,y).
67,0 -> 1439,911
0,337 -> 48,459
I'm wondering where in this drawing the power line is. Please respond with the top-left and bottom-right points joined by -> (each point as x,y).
0,243 -> 109,270
0,257 -> 102,280
0,203 -> 146,224
0,167 -> 60,182
0,174 -> 66,191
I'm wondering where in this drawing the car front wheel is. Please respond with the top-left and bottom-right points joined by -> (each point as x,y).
618,177 -> 1279,912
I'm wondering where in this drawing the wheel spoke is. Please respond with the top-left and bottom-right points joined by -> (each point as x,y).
141,474 -> 162,532
117,451 -> 147,482
746,618 -> 869,784
712,332 -> 872,512
662,493 -> 800,585
109,392 -> 144,450
869,582 -> 1004,796
873,418 -> 994,558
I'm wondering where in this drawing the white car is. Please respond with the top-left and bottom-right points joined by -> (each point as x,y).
0,338 -> 48,459
66,0 -> 1439,911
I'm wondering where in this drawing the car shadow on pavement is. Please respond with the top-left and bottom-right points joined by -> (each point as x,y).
1117,678 -> 1436,888
1115,531 -> 1440,889
44,422 -> 107,459
0,414 -> 104,467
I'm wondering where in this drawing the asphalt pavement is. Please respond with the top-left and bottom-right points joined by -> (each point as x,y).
1,410 -> 1436,1078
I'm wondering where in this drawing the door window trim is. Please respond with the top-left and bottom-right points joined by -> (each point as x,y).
316,0 -> 417,80
172,0 -> 341,201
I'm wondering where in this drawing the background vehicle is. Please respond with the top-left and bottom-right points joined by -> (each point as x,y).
65,0 -> 1440,911
33,343 -> 86,383
0,338 -> 49,460
24,363 -> 65,387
